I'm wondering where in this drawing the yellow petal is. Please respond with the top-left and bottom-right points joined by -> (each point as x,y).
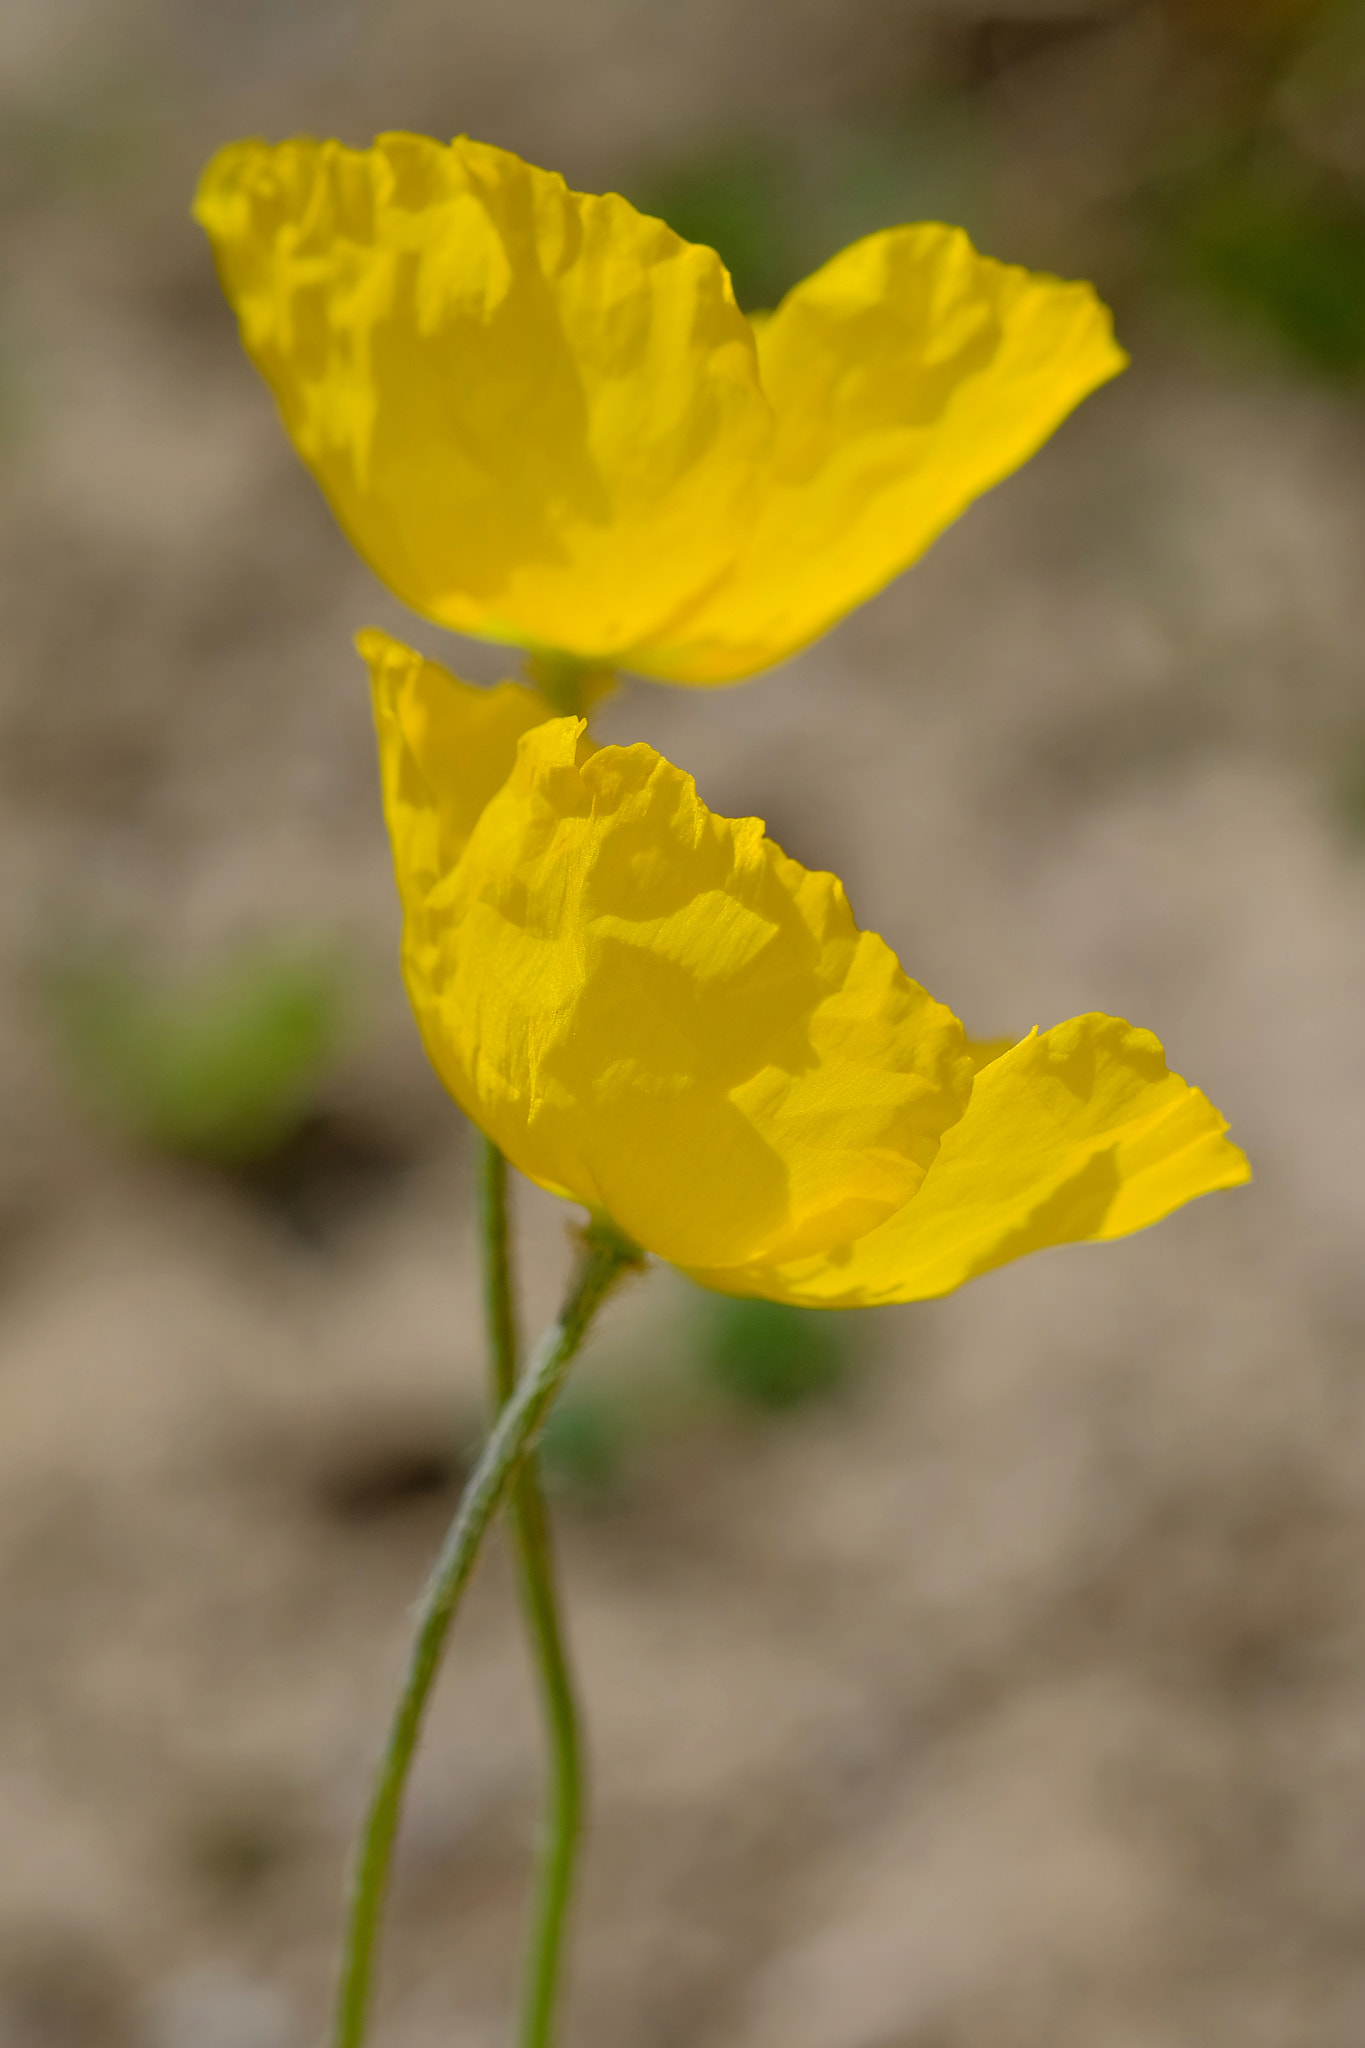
195,134 -> 771,665
372,679 -> 1247,1298
966,1034 -> 1017,1074
198,139 -> 1124,686
360,628 -> 546,881
374,697 -> 975,1269
688,1015 -> 1250,1306
655,225 -> 1126,679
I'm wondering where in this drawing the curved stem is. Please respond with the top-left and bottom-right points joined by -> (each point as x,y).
508,1483 -> 583,2048
333,1213 -> 641,2048
475,1138 -> 588,2048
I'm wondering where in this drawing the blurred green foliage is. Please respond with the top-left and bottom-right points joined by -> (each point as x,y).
630,107 -> 985,313
1333,745 -> 1365,837
49,942 -> 348,1164
539,1386 -> 628,1503
532,1286 -> 863,1510
1134,0 -> 1365,378
632,142 -> 799,311
1155,140 -> 1365,375
631,6 -> 1365,392
699,1293 -> 849,1411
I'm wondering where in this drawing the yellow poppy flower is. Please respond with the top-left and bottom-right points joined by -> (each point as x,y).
197,134 -> 1126,686
364,630 -> 1249,1304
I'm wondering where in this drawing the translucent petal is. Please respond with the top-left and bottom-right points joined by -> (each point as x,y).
198,140 -> 1124,685
360,628 -> 546,883
686,1015 -> 1250,1305
196,135 -> 771,664
372,689 -> 975,1270
655,225 -> 1127,680
371,660 -> 1247,1298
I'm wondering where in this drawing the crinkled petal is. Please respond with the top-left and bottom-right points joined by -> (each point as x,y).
195,134 -> 771,664
373,703 -> 976,1270
686,1014 -> 1250,1305
198,140 -> 1124,686
652,225 -> 1127,681
360,628 -> 546,882
371,679 -> 1247,1298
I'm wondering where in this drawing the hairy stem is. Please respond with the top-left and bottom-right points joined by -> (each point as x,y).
333,1210 -> 641,2048
476,1137 -> 588,2048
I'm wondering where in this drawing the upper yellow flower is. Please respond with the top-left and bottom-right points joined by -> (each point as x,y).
364,629 -> 1249,1303
196,134 -> 1126,686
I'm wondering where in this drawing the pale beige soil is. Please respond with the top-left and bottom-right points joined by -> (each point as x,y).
1,4 -> 1364,2046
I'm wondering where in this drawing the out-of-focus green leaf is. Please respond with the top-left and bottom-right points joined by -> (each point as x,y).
1155,139 -> 1365,375
1333,743 -> 1365,838
539,1386 -> 627,1502
699,1293 -> 849,1411
630,106 -> 986,315
630,142 -> 799,311
48,942 -> 349,1164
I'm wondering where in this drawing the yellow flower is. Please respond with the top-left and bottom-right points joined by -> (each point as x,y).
365,630 -> 1249,1304
197,134 -> 1126,686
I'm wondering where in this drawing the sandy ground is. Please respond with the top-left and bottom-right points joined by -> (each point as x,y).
1,2 -> 1365,2044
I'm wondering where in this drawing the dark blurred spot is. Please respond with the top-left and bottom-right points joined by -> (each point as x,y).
229,1107 -> 415,1246
965,14 -> 1116,85
314,1432 -> 462,1523
181,1782 -> 304,1901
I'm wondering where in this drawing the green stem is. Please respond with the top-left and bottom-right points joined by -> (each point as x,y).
476,1137 -> 588,2048
525,652 -> 617,721
477,1137 -> 519,1411
333,1212 -> 641,2048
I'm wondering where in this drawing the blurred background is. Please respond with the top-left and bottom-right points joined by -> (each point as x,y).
1,1 -> 1365,2044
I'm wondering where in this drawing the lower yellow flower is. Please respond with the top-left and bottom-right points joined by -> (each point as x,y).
364,631 -> 1249,1305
